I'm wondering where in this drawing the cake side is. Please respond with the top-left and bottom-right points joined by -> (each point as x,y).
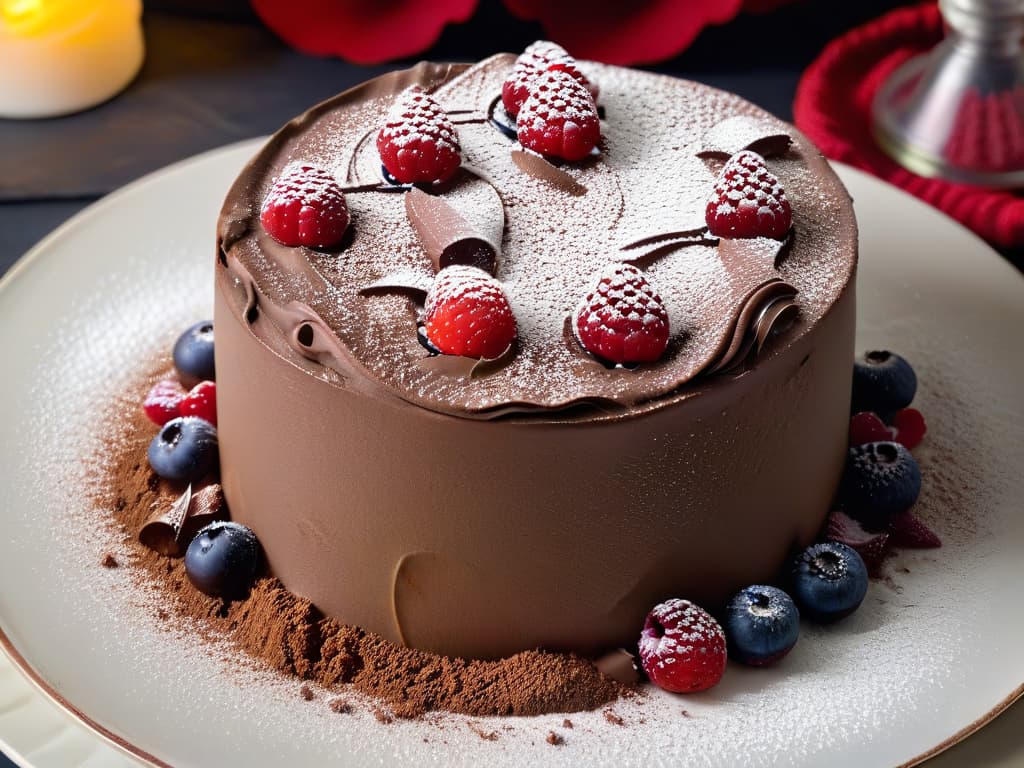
213,55 -> 857,659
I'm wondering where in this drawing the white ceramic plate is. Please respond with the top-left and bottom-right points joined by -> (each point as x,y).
0,142 -> 1022,768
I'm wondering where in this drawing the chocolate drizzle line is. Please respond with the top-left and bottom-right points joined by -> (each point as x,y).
696,114 -> 794,159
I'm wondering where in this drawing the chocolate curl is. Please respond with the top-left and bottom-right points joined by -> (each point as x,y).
139,484 -> 227,557
405,187 -> 500,274
709,280 -> 798,373
510,149 -> 587,196
697,114 -> 793,160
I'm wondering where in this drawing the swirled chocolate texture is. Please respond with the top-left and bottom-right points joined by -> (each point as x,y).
215,55 -> 857,659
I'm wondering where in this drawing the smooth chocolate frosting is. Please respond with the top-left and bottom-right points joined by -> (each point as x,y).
214,55 -> 857,659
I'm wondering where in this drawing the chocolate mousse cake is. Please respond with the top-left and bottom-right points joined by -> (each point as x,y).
214,51 -> 857,660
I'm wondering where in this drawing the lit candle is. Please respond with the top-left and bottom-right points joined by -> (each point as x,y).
0,0 -> 143,119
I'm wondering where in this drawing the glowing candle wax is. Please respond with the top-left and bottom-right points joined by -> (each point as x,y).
0,0 -> 144,119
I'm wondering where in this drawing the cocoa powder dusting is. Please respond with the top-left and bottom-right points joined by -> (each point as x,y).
603,709 -> 625,726
92,369 -> 629,719
329,698 -> 352,714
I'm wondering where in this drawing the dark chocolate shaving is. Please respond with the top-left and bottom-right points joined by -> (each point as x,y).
510,149 -> 587,196
405,187 -> 500,274
139,484 -> 227,556
696,114 -> 793,159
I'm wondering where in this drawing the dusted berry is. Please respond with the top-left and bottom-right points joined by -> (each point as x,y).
260,161 -> 350,248
723,585 -> 800,666
851,350 -> 917,415
848,411 -> 892,446
517,69 -> 601,162
638,598 -> 726,693
706,150 -> 792,239
840,441 -> 922,531
147,416 -> 218,482
790,542 -> 868,623
377,86 -> 461,185
826,510 -> 890,573
173,320 -> 215,388
501,40 -> 598,118
143,378 -> 186,426
185,521 -> 261,600
891,407 -> 927,450
574,263 -> 669,364
180,380 -> 217,426
423,265 -> 517,359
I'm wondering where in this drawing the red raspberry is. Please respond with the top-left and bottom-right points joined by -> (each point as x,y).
501,40 -> 598,118
143,378 -> 185,426
573,263 -> 669,364
891,407 -> 927,450
423,266 -> 517,359
377,87 -> 461,185
179,380 -> 217,426
260,161 -> 350,248
849,411 -> 893,446
516,69 -> 601,162
706,150 -> 792,239
638,599 -> 727,693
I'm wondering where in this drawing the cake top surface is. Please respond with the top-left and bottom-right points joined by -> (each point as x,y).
218,53 -> 856,419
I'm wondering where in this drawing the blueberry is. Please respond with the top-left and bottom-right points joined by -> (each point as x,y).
173,320 -> 215,387
790,542 -> 868,622
840,441 -> 921,531
184,521 -> 261,599
723,585 -> 800,666
147,416 -> 218,482
851,350 -> 916,415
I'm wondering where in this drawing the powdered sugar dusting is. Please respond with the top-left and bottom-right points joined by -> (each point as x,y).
0,135 -> 1020,767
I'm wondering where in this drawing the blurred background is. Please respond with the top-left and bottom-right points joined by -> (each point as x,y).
11,0 -> 1003,275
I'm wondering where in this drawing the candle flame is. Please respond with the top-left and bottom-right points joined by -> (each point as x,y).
2,0 -> 43,24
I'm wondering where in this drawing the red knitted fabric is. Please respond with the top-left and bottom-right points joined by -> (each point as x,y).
794,2 -> 1024,248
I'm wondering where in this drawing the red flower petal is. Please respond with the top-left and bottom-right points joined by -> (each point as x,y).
503,0 -> 744,65
252,0 -> 478,64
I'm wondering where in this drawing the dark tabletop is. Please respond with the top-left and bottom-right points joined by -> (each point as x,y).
0,2 -> 1004,764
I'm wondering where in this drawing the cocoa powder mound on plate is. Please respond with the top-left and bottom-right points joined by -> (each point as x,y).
94,369 -> 630,719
